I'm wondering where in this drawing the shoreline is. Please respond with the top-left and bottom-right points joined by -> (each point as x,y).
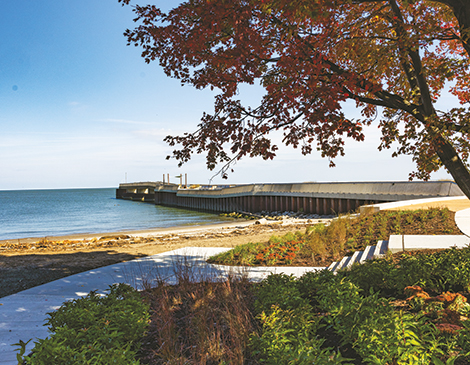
0,217 -> 327,298
3,197 -> 468,246
0,220 -> 251,245
0,217 -> 327,246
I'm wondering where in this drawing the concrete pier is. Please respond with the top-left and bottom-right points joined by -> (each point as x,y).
115,181 -> 158,202
116,181 -> 463,216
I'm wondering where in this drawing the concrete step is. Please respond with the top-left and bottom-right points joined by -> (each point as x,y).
329,240 -> 389,272
329,254 -> 357,272
374,240 -> 388,257
334,255 -> 350,271
346,250 -> 363,269
360,245 -> 375,262
327,261 -> 339,271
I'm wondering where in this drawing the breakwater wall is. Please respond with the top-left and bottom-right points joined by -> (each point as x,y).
116,181 -> 463,216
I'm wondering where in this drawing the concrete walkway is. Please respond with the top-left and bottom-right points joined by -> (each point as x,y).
0,247 -> 324,365
455,208 -> 470,237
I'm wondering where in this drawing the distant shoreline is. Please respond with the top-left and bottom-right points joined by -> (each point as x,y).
0,220 -> 258,245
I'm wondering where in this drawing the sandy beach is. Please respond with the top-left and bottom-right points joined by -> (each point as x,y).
0,219 -> 256,245
0,218 -> 324,298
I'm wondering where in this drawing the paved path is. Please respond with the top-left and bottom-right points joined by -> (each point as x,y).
0,247 -> 323,365
455,208 -> 470,237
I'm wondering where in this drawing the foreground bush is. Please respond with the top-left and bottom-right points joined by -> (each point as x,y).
251,270 -> 470,364
345,246 -> 470,296
16,284 -> 149,365
250,274 -> 350,364
246,246 -> 470,364
313,274 -> 448,363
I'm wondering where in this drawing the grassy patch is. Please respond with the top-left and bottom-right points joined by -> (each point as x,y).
208,208 -> 460,267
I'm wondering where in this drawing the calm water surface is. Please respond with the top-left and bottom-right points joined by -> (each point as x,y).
0,188 -> 233,240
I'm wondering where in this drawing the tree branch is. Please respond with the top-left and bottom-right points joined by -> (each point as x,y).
389,0 -> 436,118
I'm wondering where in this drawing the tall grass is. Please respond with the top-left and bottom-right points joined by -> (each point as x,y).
138,258 -> 258,364
209,208 -> 460,267
304,220 -> 348,261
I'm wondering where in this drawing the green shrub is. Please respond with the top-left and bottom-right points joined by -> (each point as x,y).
253,273 -> 308,313
345,247 -> 470,297
17,284 -> 149,365
250,273 -> 352,364
311,275 -> 455,364
296,269 -> 339,307
341,256 -> 403,296
251,268 -> 467,364
249,305 -> 351,364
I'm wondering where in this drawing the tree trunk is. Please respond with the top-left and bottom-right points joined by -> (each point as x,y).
433,133 -> 470,199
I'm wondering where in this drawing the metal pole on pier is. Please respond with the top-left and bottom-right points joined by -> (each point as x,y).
175,174 -> 182,186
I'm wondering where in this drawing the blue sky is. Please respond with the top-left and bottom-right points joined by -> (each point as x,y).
0,0 -> 453,190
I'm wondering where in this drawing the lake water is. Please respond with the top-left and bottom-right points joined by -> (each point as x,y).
0,188 -> 233,240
